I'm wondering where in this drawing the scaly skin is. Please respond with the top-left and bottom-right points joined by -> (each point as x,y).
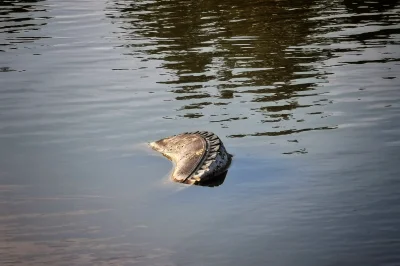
149,131 -> 232,185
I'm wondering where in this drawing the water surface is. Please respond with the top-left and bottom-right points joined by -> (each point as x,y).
1,0 -> 400,265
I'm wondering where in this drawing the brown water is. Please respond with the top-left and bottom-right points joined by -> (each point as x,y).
1,0 -> 400,265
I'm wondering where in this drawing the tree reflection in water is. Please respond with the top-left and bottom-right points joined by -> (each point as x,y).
106,1 -> 396,140
0,0 -> 50,52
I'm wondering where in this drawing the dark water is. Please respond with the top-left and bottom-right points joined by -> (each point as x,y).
1,0 -> 400,265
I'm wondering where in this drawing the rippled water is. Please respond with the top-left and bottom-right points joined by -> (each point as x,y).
1,0 -> 400,265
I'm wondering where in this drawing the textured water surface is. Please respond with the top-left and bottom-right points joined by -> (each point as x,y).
1,0 -> 400,265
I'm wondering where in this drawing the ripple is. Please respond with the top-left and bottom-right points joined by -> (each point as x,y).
0,0 -> 50,50
1,0 -> 400,265
228,125 -> 338,138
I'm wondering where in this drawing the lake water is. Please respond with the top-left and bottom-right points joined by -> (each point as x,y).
1,0 -> 400,265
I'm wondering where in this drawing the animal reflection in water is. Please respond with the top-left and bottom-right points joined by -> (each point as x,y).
149,131 -> 232,187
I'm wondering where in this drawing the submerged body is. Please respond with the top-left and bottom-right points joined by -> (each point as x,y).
149,131 -> 232,185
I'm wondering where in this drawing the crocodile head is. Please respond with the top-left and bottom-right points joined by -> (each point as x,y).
149,131 -> 232,186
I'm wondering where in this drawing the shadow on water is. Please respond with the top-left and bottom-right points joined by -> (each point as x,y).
106,0 -> 341,138
194,170 -> 228,187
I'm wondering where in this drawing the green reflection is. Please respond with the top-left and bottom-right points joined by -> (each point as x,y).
107,0 -> 340,138
0,0 -> 49,51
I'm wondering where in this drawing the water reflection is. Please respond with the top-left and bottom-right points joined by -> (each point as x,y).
0,0 -> 50,52
322,0 -> 400,49
343,0 -> 398,13
0,0 -> 400,264
107,0 -> 338,138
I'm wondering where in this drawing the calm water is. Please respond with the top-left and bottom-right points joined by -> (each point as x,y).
1,0 -> 400,265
